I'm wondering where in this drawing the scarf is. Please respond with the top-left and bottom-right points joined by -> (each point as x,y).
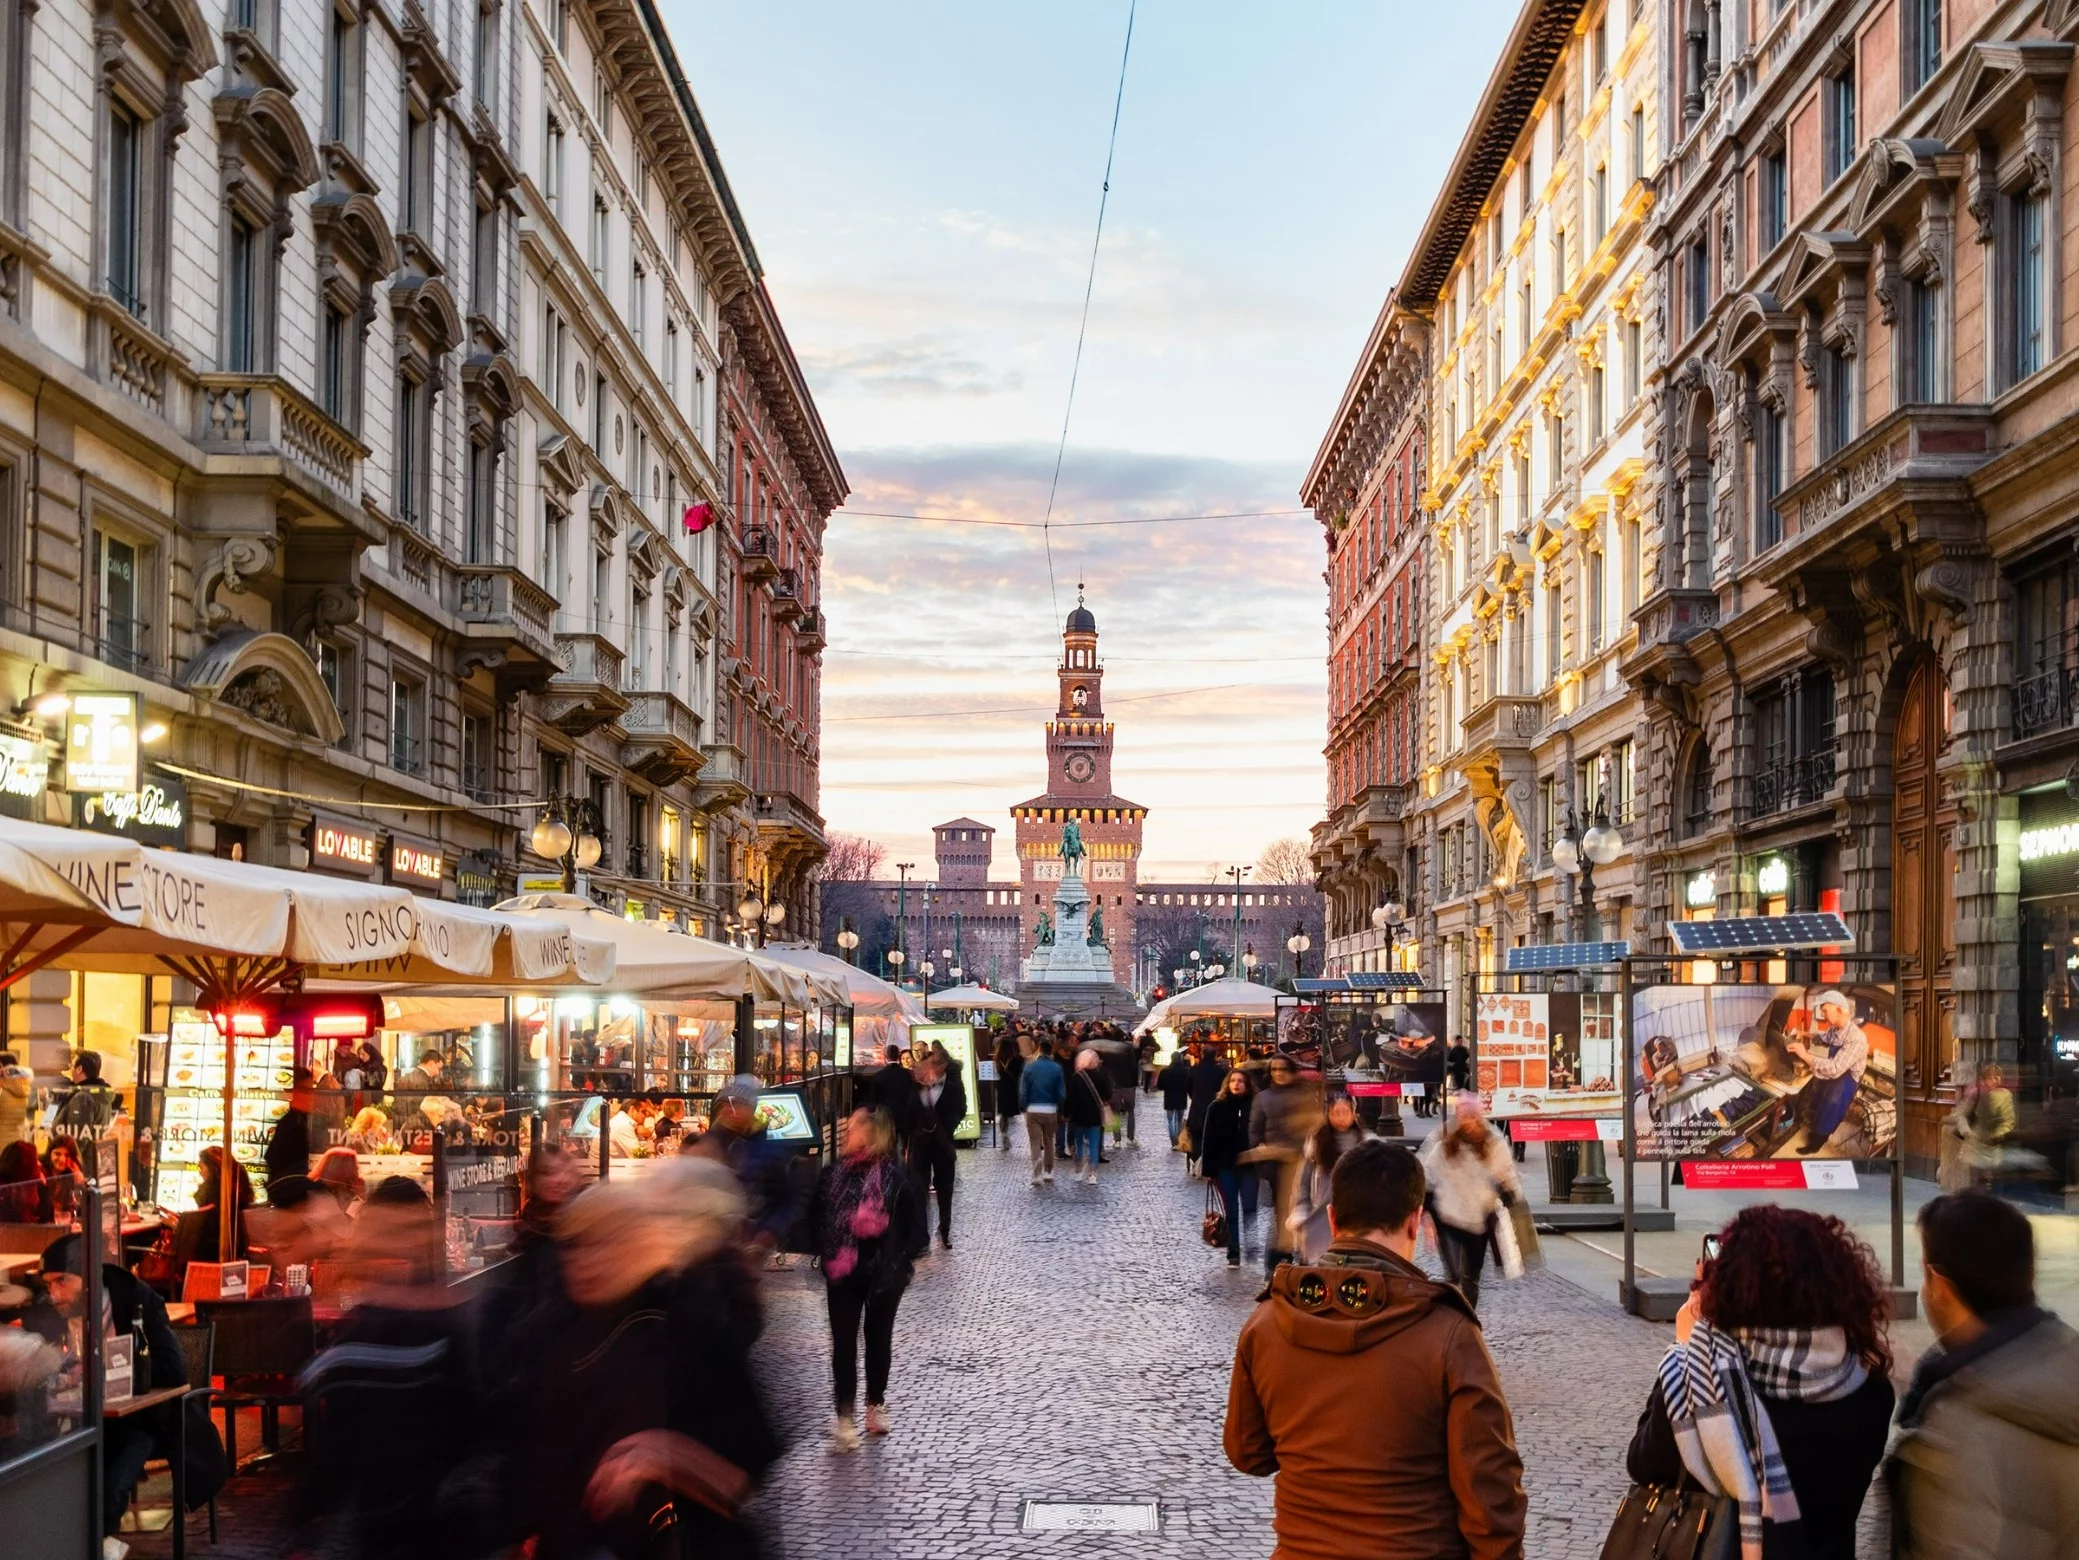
1657,1319 -> 1867,1560
821,1156 -> 887,1284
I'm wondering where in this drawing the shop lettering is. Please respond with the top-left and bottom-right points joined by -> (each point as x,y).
341,901 -> 416,953
1685,870 -> 1717,907
391,843 -> 443,883
85,784 -> 184,835
314,825 -> 380,868
1756,857 -> 1789,897
0,735 -> 48,799
2020,822 -> 2079,863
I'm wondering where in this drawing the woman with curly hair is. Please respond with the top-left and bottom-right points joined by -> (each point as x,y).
1626,1205 -> 1895,1560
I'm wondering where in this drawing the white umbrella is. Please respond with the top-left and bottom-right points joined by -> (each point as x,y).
1135,977 -> 1282,1034
494,895 -> 847,1007
762,944 -> 923,1018
924,983 -> 1019,1013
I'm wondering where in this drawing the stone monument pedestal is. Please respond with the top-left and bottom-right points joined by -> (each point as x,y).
1017,854 -> 1142,1020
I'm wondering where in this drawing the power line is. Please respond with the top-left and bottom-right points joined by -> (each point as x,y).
828,647 -> 1323,665
1040,0 -> 1138,617
833,507 -> 1311,528
826,679 -> 1278,723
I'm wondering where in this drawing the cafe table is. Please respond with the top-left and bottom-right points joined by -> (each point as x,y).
106,1382 -> 191,1560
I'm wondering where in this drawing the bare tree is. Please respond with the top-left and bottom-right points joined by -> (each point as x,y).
1253,836 -> 1315,884
818,831 -> 889,957
820,831 -> 886,882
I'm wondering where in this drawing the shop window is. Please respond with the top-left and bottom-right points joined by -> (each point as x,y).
389,677 -> 424,774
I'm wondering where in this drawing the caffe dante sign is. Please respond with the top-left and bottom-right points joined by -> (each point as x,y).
0,732 -> 49,808
309,812 -> 383,878
77,773 -> 187,847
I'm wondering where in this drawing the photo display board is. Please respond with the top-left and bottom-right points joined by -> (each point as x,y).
157,1013 -> 292,1212
908,1023 -> 983,1143
1281,1000 -> 1447,1090
1632,983 -> 1897,1161
1474,991 -> 1623,1120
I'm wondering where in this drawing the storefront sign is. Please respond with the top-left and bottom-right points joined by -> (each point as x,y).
1685,870 -> 1718,908
1678,1160 -> 1858,1190
0,731 -> 49,817
387,835 -> 445,890
456,851 -> 502,908
1755,856 -> 1790,897
2021,822 -> 2079,863
63,691 -> 138,793
76,771 -> 187,847
1508,1117 -> 1623,1142
309,811 -> 383,878
518,874 -> 568,895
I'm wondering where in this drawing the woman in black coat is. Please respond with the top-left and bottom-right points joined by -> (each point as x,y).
992,1032 -> 1023,1151
812,1104 -> 927,1450
1626,1206 -> 1894,1560
1196,1070 -> 1259,1267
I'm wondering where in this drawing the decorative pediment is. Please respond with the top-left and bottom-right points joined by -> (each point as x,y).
1936,40 -> 2073,149
311,191 -> 401,282
590,481 -> 633,545
178,629 -> 346,745
462,349 -> 522,423
391,274 -> 464,353
212,85 -> 321,195
399,0 -> 463,107
1849,139 -> 1962,233
627,528 -> 665,579
109,0 -> 219,80
1776,231 -> 1870,311
538,432 -> 585,499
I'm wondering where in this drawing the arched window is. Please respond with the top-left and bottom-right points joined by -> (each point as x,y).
1683,743 -> 1713,838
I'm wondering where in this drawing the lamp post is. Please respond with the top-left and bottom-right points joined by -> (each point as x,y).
836,921 -> 860,965
886,947 -> 906,985
1371,896 -> 1408,972
531,796 -> 606,894
920,959 -> 936,998
1242,946 -> 1258,981
736,875 -> 787,948
894,862 -> 913,977
1225,864 -> 1250,978
1551,781 -> 1623,1205
1189,948 -> 1202,987
1286,926 -> 1312,982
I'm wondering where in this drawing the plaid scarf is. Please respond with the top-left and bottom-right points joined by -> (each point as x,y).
1656,1320 -> 1866,1560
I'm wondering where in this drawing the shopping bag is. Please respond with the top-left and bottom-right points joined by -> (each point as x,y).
1507,1198 -> 1544,1273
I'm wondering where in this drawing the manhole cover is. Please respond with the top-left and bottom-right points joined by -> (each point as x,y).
1019,1500 -> 1161,1533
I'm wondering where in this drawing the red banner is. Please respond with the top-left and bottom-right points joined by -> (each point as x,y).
1346,1082 -> 1423,1097
1677,1161 -> 1859,1190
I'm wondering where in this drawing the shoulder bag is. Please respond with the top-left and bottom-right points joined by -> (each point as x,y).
1200,1181 -> 1229,1249
1598,1481 -> 1736,1560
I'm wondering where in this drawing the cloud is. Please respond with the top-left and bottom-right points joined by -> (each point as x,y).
797,339 -> 1025,399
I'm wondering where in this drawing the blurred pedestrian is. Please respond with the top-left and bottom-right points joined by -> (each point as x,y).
1250,1054 -> 1323,1276
1288,1093 -> 1373,1263
904,1051 -> 964,1249
866,1043 -> 913,1125
1447,1036 -> 1471,1093
1158,1049 -> 1192,1149
1186,1042 -> 1226,1170
1419,1098 -> 1519,1310
694,1074 -> 804,1248
1199,1070 -> 1259,1268
1888,1190 -> 2079,1560
993,1032 -> 1023,1151
1019,1037 -> 1065,1184
1942,1062 -> 2019,1192
1224,1139 -> 1526,1559
264,1068 -> 316,1208
1067,1049 -> 1110,1184
0,1050 -> 30,1142
1628,1206 -> 1895,1560
51,1049 -> 114,1134
813,1106 -> 926,1451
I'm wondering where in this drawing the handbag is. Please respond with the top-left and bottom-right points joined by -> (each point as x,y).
1177,1123 -> 1195,1155
1200,1182 -> 1229,1248
1598,1481 -> 1736,1560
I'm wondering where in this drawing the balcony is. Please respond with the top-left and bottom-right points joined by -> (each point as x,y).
542,633 -> 631,735
795,606 -> 826,652
740,526 -> 780,582
452,565 -> 559,686
1750,750 -> 1837,818
768,567 -> 802,620
2015,645 -> 2079,743
1459,694 -> 1545,755
620,691 -> 705,784
197,373 -> 367,508
93,609 -> 152,675
692,742 -> 750,812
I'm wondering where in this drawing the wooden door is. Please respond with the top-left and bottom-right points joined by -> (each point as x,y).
1892,656 -> 1958,1171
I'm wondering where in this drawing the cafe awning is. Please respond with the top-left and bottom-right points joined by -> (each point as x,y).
924,983 -> 1019,1013
761,943 -> 922,1018
1134,978 -> 1283,1035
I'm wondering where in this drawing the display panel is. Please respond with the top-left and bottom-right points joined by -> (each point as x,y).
1473,990 -> 1622,1119
1632,983 -> 1897,1161
752,1090 -> 817,1143
156,1011 -> 292,1212
1281,999 -> 1446,1087
907,1023 -> 983,1142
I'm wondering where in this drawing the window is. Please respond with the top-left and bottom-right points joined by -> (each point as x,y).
593,67 -> 612,140
1752,668 -> 1837,816
1825,68 -> 1857,184
92,528 -> 145,671
1906,0 -> 1941,94
1592,9 -> 1609,82
2016,558 -> 2079,737
664,320 -> 679,398
1683,745 -> 1713,837
1761,150 -> 1787,248
461,712 -> 492,799
465,441 -> 494,563
321,304 -> 350,422
1538,778 -> 1557,859
1687,235 -> 1710,336
1576,758 -> 1601,820
539,303 -> 565,411
389,679 -> 424,773
327,5 -> 360,148
1592,163 -> 1609,245
538,744 -> 567,801
2001,191 -> 2045,389
1548,413 -> 1564,491
1622,508 -> 1640,616
1515,446 -> 1531,526
629,584 -> 649,684
1553,226 -> 1568,293
1906,278 -> 1940,402
395,375 -> 427,527
592,548 -> 610,632
473,0 -> 495,105
1589,544 -> 1606,651
543,116 -> 564,218
402,108 -> 431,234
591,196 -> 610,285
1624,317 -> 1642,402
592,372 -> 608,453
473,204 -> 497,317
106,100 -> 145,317
1630,106 -> 1646,183
315,640 -> 351,738
544,0 -> 566,53
1612,739 -> 1635,824
1821,345 -> 1854,458
225,216 -> 258,372
1546,580 -> 1562,680
1520,278 -> 1533,351
1755,402 -> 1785,550
1589,362 -> 1606,445
659,806 -> 680,883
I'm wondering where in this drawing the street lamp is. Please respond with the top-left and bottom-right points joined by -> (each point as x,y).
920,959 -> 936,996
1371,897 -> 1408,972
1553,787 -> 1625,940
1224,864 -> 1250,978
950,964 -> 963,984
887,947 -> 906,983
1242,946 -> 1258,979
736,884 -> 787,947
531,796 -> 606,893
1286,927 -> 1312,980
836,921 -> 860,964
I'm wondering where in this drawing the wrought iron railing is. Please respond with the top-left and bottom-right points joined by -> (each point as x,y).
1750,750 -> 1835,816
2015,655 -> 2079,740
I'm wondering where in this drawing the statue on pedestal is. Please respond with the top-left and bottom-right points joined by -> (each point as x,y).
1059,817 -> 1086,871
1087,906 -> 1106,946
1036,910 -> 1054,946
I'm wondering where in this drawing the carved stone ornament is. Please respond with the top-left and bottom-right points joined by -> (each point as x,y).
220,668 -> 303,733
198,534 -> 279,633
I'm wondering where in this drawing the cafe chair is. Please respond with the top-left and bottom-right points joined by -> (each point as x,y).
196,1295 -> 315,1471
165,1322 -> 219,1543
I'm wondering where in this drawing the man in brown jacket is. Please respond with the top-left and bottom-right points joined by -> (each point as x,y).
1224,1139 -> 1526,1560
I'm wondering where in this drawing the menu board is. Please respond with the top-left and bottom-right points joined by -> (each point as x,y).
908,1024 -> 983,1143
156,1014 -> 293,1212
1474,991 -> 1623,1121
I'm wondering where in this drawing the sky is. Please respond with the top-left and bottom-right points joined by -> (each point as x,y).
670,0 -> 1521,879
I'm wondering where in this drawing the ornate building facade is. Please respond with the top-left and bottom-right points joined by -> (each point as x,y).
0,0 -> 833,1070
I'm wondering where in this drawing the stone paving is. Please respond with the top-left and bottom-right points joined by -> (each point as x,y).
119,1125 -> 1796,1559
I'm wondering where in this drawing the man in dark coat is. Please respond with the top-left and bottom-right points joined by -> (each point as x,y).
903,1051 -> 965,1249
1185,1043 -> 1227,1169
1158,1050 -> 1193,1148
264,1068 -> 316,1207
865,1044 -> 913,1126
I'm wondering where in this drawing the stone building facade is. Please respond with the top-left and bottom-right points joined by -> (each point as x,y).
0,0 -> 833,1071
1310,0 -> 1665,1032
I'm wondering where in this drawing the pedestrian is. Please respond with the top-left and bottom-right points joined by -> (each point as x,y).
1158,1049 -> 1192,1149
1066,1049 -> 1110,1184
50,1049 -> 114,1134
1019,1036 -> 1065,1184
264,1068 -> 316,1208
1446,1035 -> 1471,1093
993,1031 -> 1024,1151
812,1106 -> 927,1451
1419,1097 -> 1519,1309
1627,1206 -> 1895,1560
1186,1042 -> 1225,1169
1093,1028 -> 1140,1150
1941,1062 -> 2019,1191
1887,1189 -> 2079,1560
692,1074 -> 805,1247
1288,1092 -> 1373,1263
904,1050 -> 963,1249
866,1042 -> 913,1127
1138,1033 -> 1158,1094
0,1050 -> 31,1143
1199,1069 -> 1259,1267
1224,1139 -> 1527,1560
1249,1054 -> 1323,1276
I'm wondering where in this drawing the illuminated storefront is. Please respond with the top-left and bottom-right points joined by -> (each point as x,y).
2018,790 -> 2079,1096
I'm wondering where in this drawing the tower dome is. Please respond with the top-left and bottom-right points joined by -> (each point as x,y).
1065,586 -> 1096,634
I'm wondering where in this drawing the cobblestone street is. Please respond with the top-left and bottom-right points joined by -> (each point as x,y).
744,1125 -> 1670,1559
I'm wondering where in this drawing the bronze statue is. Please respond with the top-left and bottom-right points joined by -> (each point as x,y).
1087,905 -> 1106,946
1036,910 -> 1054,946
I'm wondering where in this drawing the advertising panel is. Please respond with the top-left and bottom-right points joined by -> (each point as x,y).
1283,1000 -> 1447,1091
908,1022 -> 983,1143
64,691 -> 139,793
1632,983 -> 1897,1161
1474,991 -> 1623,1120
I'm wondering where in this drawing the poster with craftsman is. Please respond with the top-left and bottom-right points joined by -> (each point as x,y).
1631,983 -> 1897,1160
1473,992 -> 1623,1119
